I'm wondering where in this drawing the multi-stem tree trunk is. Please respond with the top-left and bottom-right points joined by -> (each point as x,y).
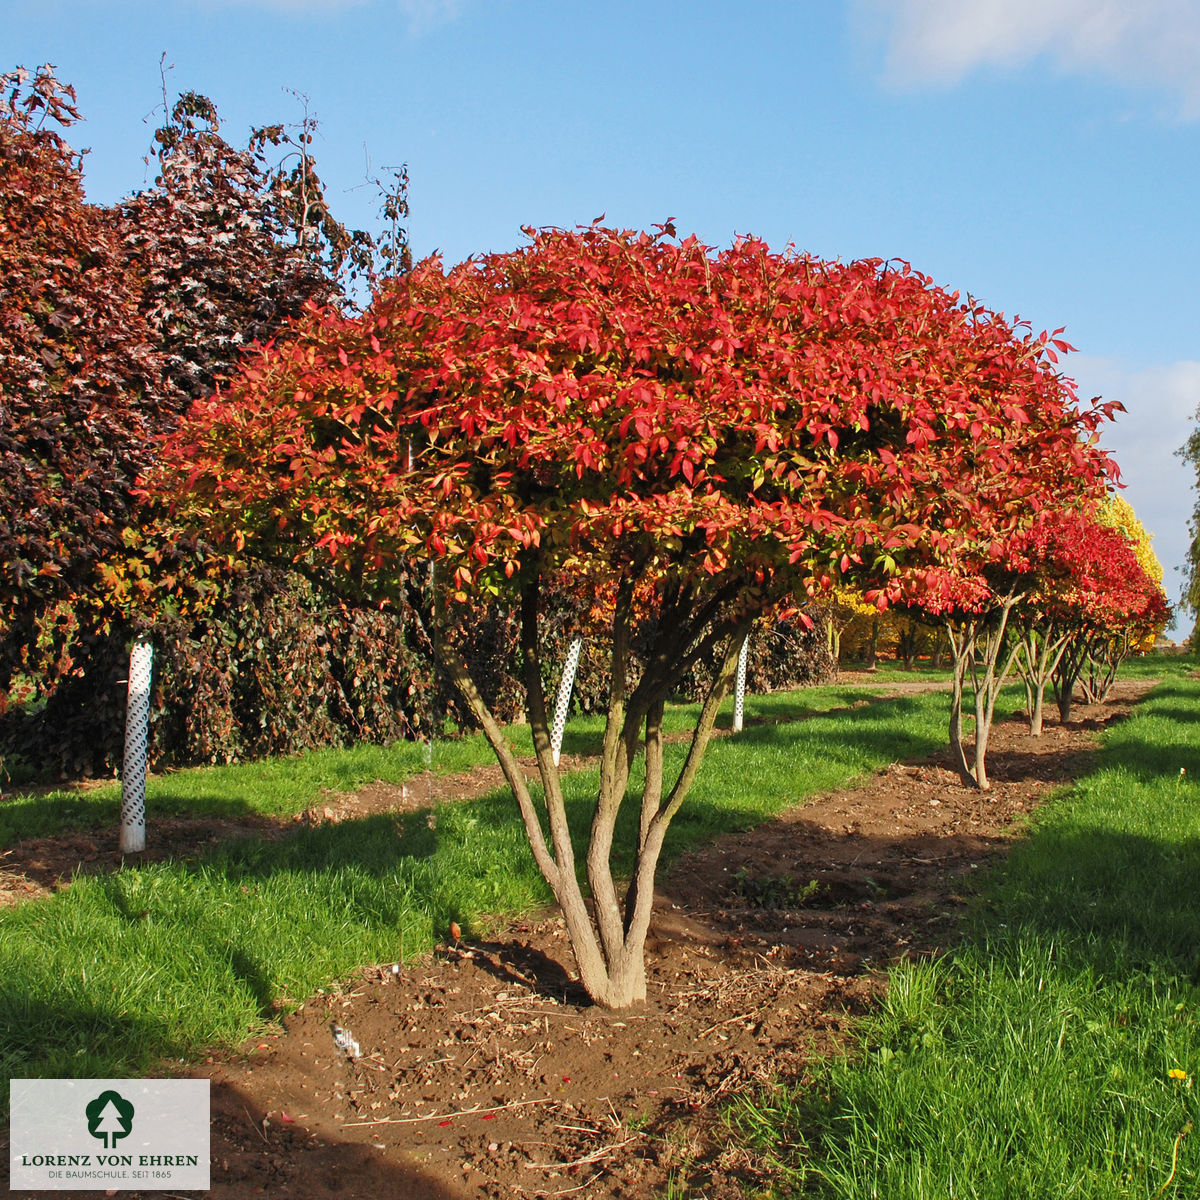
944,593 -> 1023,789
1052,630 -> 1097,723
436,572 -> 748,1009
897,623 -> 921,670
864,616 -> 879,670
1013,618 -> 1074,736
1078,630 -> 1133,704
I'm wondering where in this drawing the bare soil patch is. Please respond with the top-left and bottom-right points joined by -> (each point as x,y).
5,680 -> 1152,1199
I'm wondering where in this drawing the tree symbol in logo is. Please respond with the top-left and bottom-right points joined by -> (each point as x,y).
85,1090 -> 135,1149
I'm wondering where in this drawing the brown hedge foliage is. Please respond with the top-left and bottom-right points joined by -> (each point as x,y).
0,68 -> 420,782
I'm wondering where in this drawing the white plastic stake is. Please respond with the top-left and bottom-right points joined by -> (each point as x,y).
732,635 -> 750,734
120,635 -> 153,853
550,638 -> 583,767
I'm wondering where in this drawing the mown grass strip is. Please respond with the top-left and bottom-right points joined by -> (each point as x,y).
0,683 -> 968,1089
0,681 -> 930,845
734,659 -> 1200,1199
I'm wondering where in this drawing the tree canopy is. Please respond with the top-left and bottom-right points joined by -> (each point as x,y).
156,222 -> 1118,595
150,221 -> 1121,1006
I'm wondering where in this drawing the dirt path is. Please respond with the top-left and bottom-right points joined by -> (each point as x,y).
4,679 -> 1151,1199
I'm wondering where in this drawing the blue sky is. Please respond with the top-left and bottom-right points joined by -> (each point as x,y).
11,0 -> 1200,628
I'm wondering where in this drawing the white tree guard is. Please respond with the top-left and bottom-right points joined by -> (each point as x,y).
732,635 -> 750,734
120,636 -> 153,853
551,638 -> 584,767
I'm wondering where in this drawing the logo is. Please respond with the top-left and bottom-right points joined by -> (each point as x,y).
10,1079 -> 210,1190
85,1089 -> 135,1149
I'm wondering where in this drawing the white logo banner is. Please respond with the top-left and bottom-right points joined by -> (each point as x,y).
10,1079 -> 210,1191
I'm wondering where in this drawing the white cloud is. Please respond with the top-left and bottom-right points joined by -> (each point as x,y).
857,0 -> 1200,119
1068,356 -> 1200,626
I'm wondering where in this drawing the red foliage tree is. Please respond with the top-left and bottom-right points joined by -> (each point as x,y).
0,66 -> 162,700
897,564 -> 1026,789
1010,509 -> 1168,734
1045,527 -> 1170,721
148,223 -> 1116,1006
900,497 -> 1162,782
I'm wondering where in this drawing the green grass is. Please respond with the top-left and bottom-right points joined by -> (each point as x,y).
837,661 -> 956,683
0,681 -> 924,845
0,682 -> 969,1090
1107,650 -> 1191,681
4,652 -> 1159,1124
734,659 -> 1200,1199
0,738 -> 491,844
0,807 -> 549,1081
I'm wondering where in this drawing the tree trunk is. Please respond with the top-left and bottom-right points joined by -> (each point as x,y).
947,624 -> 974,786
826,617 -> 841,663
1053,633 -> 1091,724
972,683 -> 990,791
1013,621 -> 1072,737
1080,632 -> 1128,705
437,575 -> 747,1009
945,594 -> 1023,790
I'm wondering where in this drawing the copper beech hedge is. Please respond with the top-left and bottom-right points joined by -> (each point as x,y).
0,66 -> 401,776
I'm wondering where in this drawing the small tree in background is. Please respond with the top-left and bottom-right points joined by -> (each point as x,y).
1010,512 -> 1100,737
149,223 -> 1118,1006
1011,506 -> 1168,734
903,499 -> 1167,780
1049,533 -> 1170,720
824,585 -> 879,663
1098,496 -> 1163,588
900,566 -> 1026,790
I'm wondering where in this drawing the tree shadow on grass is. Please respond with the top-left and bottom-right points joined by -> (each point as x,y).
0,789 -> 306,847
0,993 -> 190,1092
1100,735 -> 1200,784
720,693 -> 947,772
995,824 -> 1200,982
